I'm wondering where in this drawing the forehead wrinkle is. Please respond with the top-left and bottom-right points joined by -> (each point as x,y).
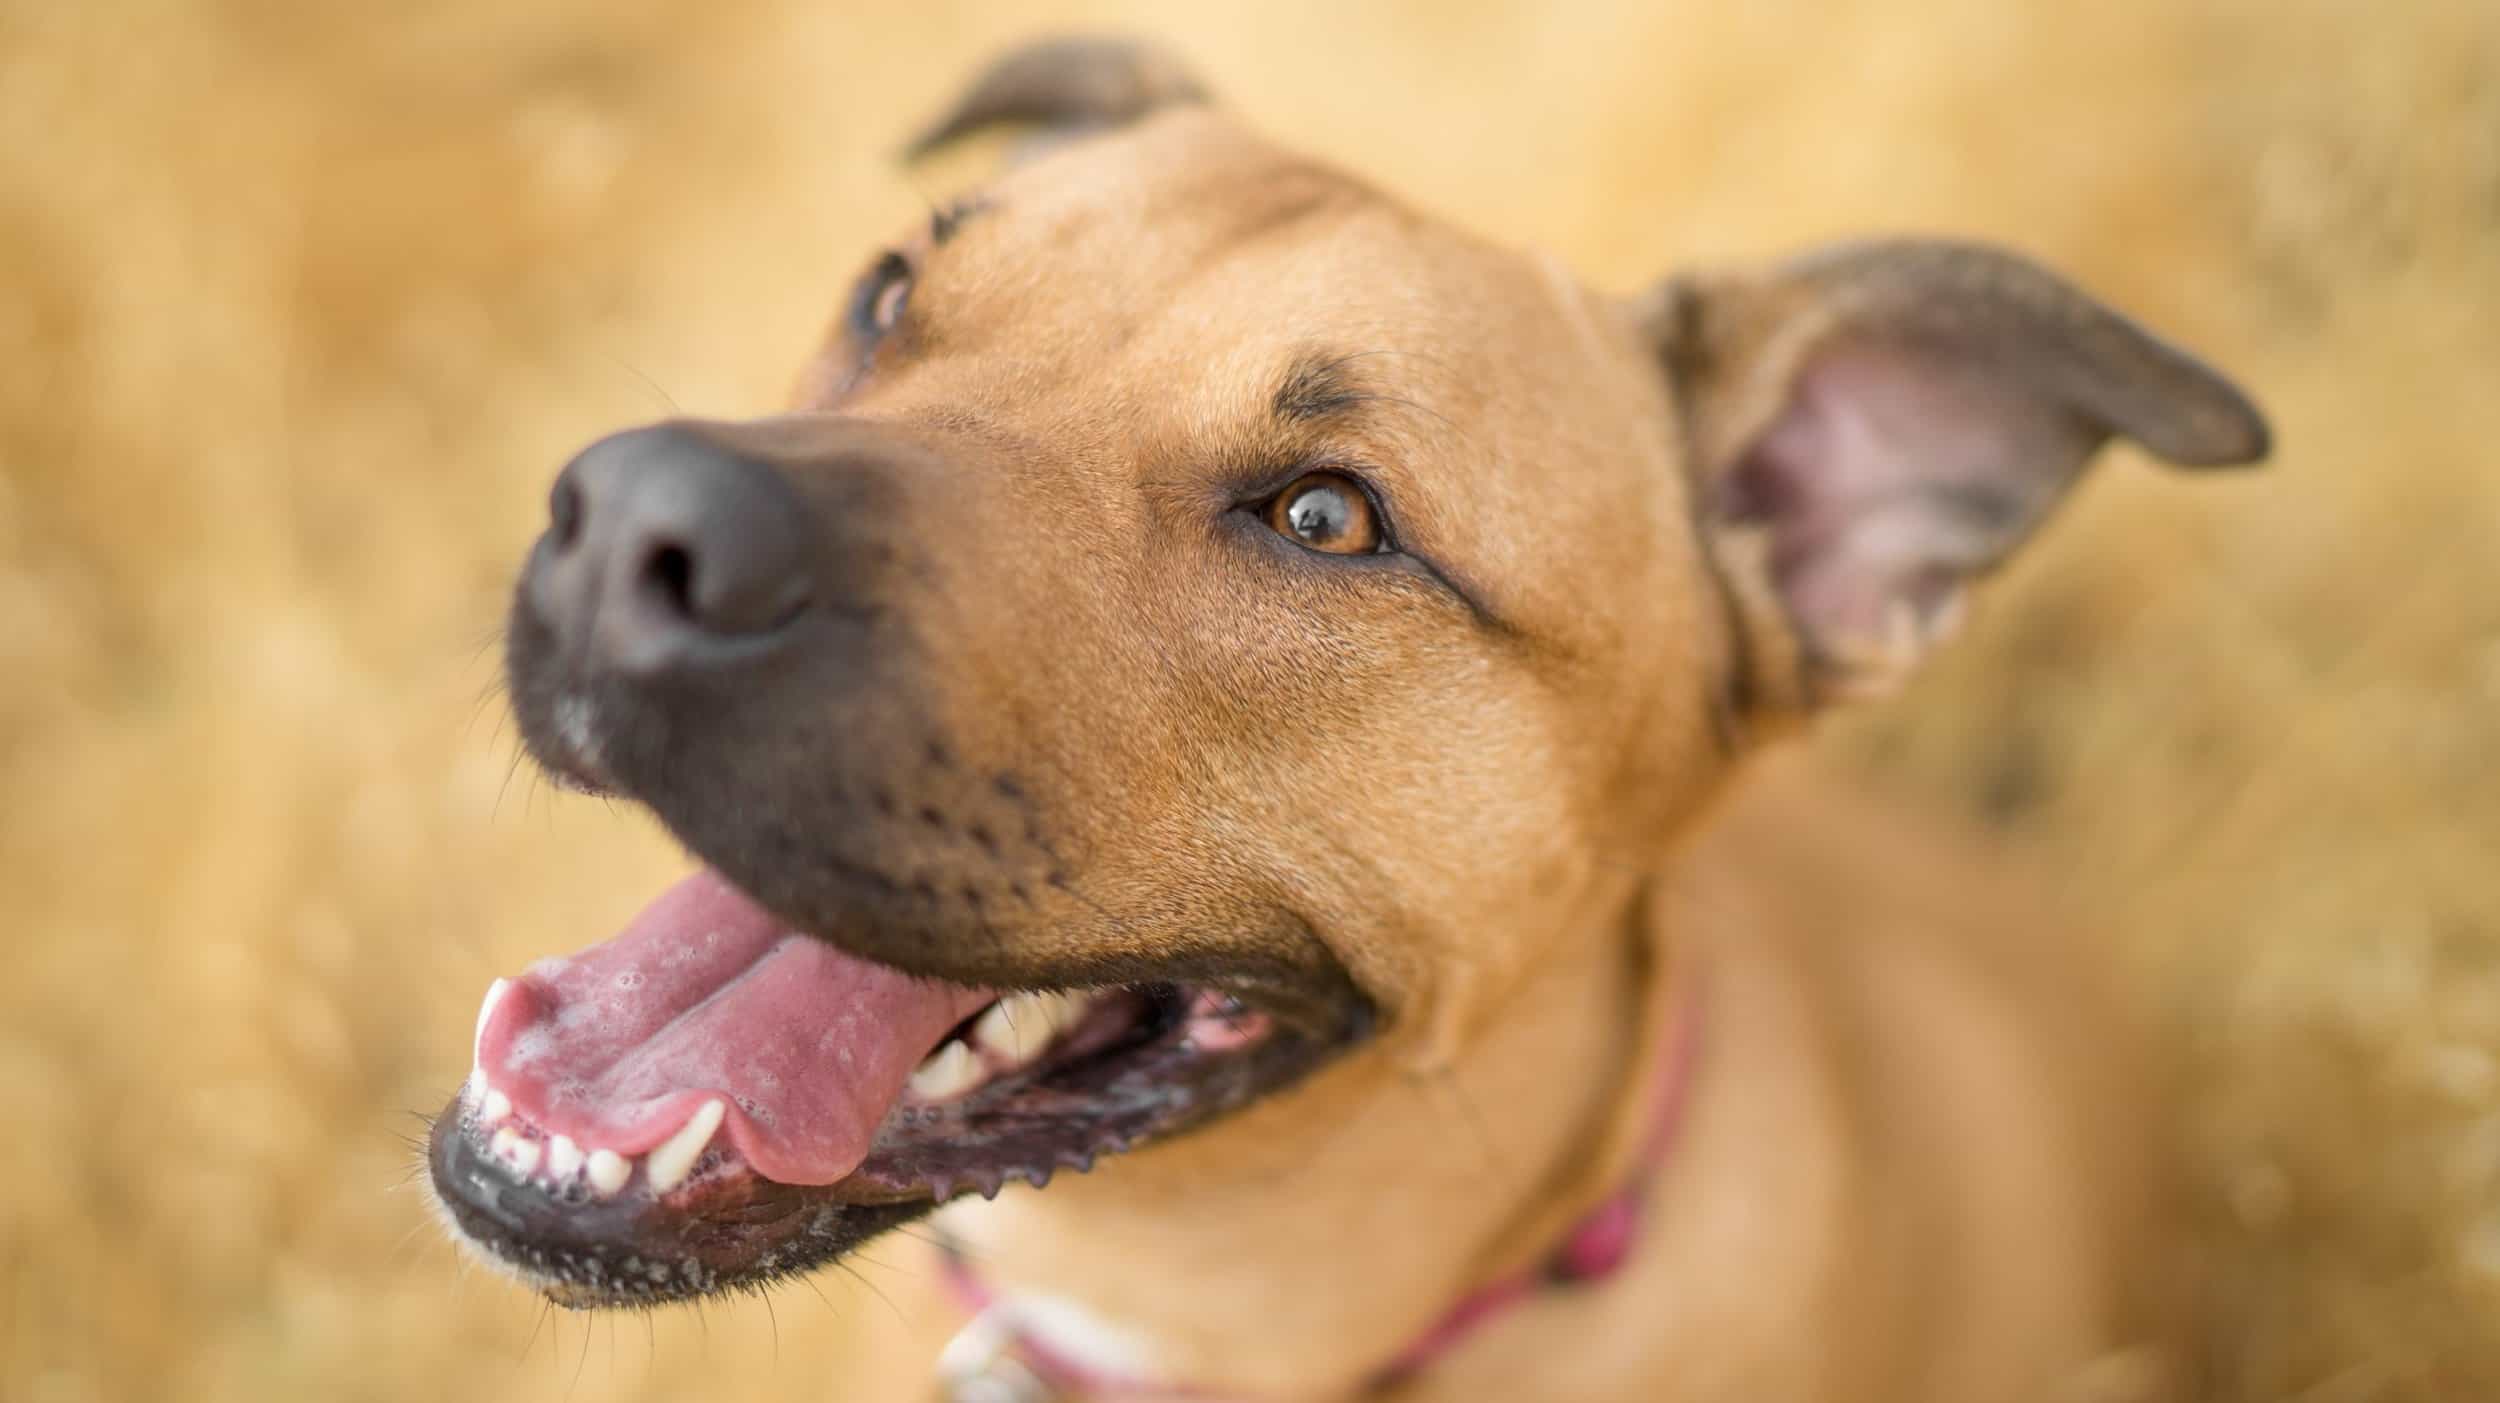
1185,169 -> 1358,268
1128,127 -> 1367,246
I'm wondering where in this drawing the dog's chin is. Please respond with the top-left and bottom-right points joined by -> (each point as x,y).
426,812 -> 1373,1306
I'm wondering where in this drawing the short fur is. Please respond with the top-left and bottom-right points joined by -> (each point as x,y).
500,38 -> 2268,1402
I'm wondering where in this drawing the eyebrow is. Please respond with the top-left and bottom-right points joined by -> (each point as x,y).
1271,351 -> 1373,426
1271,350 -> 1466,446
930,195 -> 990,247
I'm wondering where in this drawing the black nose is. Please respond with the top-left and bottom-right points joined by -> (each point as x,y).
524,425 -> 815,674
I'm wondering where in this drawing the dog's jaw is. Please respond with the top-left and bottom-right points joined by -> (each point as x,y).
426,868 -> 1374,1306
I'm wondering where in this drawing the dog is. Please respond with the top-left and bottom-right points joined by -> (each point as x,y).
427,37 -> 2269,1402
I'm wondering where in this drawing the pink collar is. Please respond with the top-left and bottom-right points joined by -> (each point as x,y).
937,977 -> 1705,1400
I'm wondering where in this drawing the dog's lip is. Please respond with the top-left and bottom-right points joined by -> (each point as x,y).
457,976 -> 1245,1199
429,978 -> 1362,1306
454,869 -> 1363,1190
430,881 -> 1372,1305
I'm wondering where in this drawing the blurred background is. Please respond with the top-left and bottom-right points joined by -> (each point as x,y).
3,1 -> 2496,1399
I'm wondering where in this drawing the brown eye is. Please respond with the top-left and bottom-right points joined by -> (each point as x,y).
1265,472 -> 1382,554
849,252 -> 913,341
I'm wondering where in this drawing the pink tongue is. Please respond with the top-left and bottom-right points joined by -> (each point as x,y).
473,869 -> 994,1186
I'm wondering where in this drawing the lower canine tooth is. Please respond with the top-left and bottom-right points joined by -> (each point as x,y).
477,1087 -> 513,1126
585,1148 -> 631,1197
489,1127 -> 539,1176
644,1099 -> 725,1194
909,1040 -> 983,1101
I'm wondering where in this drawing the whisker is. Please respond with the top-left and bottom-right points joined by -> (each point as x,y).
521,1297 -> 553,1364
832,1258 -> 910,1328
494,740 -> 529,821
891,1224 -> 984,1266
1411,1060 -> 1508,1186
597,352 -> 684,414
568,1301 -> 594,1399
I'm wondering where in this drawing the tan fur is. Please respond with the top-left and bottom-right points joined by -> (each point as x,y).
737,53 -> 2254,1401
848,758 -> 2176,1403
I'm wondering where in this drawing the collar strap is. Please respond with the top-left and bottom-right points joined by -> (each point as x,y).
936,974 -> 1706,1401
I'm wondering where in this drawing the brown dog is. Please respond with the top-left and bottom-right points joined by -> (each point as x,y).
427,37 -> 2268,1402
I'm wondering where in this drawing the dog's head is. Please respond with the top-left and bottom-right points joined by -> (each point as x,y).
431,37 -> 2266,1305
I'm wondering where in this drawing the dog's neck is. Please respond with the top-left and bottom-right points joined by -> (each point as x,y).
935,876 -> 1683,1398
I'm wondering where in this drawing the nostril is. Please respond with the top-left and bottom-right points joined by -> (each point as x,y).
549,474 -> 585,550
644,542 -> 697,619
550,426 -> 817,656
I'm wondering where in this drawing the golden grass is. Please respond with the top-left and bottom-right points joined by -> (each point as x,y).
3,2 -> 2494,1398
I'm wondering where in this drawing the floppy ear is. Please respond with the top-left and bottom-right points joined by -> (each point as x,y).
904,35 -> 1211,162
1638,238 -> 2270,710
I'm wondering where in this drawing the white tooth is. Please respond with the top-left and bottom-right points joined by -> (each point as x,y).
909,1040 -> 984,1101
477,1087 -> 513,1126
973,992 -> 1083,1065
644,1099 -> 725,1194
490,1127 -> 540,1176
473,977 -> 512,1065
545,1134 -> 584,1180
971,998 -> 1041,1063
585,1148 -> 632,1197
1035,991 -> 1087,1040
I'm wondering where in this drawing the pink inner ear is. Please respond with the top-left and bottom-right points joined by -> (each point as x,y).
1726,338 -> 2100,655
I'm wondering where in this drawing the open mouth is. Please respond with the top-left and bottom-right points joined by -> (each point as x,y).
428,868 -> 1363,1306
